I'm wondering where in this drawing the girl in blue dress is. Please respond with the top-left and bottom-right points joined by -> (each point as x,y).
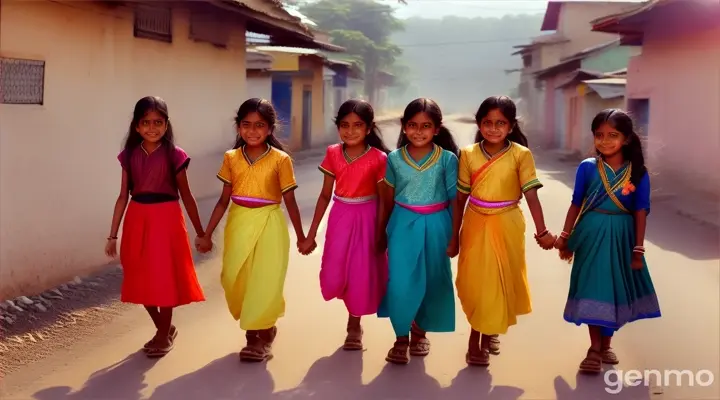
554,109 -> 661,373
377,98 -> 460,365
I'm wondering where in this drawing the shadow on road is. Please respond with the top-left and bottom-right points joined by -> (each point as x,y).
32,351 -> 157,400
148,353 -> 274,399
274,347 -> 363,399
554,373 -> 653,400
536,155 -> 719,261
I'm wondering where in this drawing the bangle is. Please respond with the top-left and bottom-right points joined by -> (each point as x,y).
560,231 -> 570,239
107,236 -> 118,240
633,246 -> 645,253
534,229 -> 549,239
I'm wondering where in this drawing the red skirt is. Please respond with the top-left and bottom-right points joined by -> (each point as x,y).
120,200 -> 205,307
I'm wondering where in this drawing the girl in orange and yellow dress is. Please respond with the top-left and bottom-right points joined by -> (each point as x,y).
199,98 -> 306,362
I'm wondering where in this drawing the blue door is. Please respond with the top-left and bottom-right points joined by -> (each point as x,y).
301,86 -> 312,149
271,79 -> 292,141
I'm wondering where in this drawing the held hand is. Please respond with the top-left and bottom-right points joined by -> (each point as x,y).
196,235 -> 213,253
535,231 -> 556,250
105,238 -> 118,258
299,238 -> 317,255
554,236 -> 568,251
631,251 -> 644,270
446,236 -> 459,258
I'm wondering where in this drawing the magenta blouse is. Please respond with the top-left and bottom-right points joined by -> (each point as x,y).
118,144 -> 190,199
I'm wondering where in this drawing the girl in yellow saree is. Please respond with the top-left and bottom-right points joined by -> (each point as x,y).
448,96 -> 556,367
198,98 -> 307,362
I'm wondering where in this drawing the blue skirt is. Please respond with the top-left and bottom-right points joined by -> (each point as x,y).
377,205 -> 456,336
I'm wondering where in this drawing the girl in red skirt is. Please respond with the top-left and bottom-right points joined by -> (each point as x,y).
105,96 -> 206,358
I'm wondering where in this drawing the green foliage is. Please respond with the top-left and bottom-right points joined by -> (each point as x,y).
298,0 -> 405,99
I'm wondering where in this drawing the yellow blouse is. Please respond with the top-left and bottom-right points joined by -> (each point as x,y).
458,142 -> 541,210
217,145 -> 297,202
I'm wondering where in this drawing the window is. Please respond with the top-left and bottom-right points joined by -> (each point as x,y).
0,57 -> 45,105
134,5 -> 172,43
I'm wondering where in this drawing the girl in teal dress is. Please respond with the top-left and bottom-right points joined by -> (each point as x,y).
554,109 -> 661,374
377,98 -> 460,365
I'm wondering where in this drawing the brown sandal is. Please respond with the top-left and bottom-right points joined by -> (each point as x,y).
144,326 -> 177,352
466,348 -> 490,366
488,334 -> 500,355
410,323 -> 430,356
601,347 -> 619,364
343,327 -> 364,351
385,338 -> 410,365
240,327 -> 276,362
579,348 -> 603,373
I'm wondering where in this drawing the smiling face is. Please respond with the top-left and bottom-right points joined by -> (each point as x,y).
593,121 -> 626,157
237,111 -> 270,147
403,112 -> 438,148
337,112 -> 368,147
477,108 -> 512,145
136,110 -> 167,143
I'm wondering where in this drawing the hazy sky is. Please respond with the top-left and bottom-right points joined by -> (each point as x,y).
383,0 -> 644,19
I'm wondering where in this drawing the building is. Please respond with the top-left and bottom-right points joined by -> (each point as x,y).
513,0 -> 641,144
246,49 -> 274,100
0,0 -> 335,301
592,0 -> 720,196
253,46 -> 343,150
534,40 -> 639,153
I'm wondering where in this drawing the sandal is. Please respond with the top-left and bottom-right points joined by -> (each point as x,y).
385,338 -> 410,365
146,338 -> 174,358
579,348 -> 603,373
410,323 -> 430,356
601,347 -> 619,365
466,348 -> 490,367
240,327 -> 276,363
144,326 -> 177,352
488,334 -> 500,355
343,327 -> 364,351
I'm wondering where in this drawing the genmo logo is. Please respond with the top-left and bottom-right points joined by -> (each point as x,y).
604,369 -> 715,395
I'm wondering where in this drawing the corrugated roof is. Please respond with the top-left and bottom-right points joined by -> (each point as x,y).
254,46 -> 324,56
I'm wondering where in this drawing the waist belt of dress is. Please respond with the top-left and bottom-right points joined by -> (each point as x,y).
231,196 -> 279,207
333,195 -> 377,204
469,196 -> 519,209
395,200 -> 449,214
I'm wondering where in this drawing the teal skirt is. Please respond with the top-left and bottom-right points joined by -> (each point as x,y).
564,210 -> 661,336
377,205 -> 455,336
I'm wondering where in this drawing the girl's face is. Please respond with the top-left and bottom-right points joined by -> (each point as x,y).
478,108 -> 512,144
136,110 -> 167,143
403,112 -> 438,148
338,112 -> 368,147
238,111 -> 270,147
594,122 -> 626,157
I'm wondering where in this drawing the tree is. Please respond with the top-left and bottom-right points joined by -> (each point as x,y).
298,0 -> 404,103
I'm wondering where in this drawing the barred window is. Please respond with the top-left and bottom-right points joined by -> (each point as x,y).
134,5 -> 172,43
0,58 -> 45,105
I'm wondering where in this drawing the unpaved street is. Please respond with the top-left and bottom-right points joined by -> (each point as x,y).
2,119 -> 719,400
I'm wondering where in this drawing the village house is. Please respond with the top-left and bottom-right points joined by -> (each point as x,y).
513,0 -> 640,146
534,40 -> 640,155
591,0 -> 720,197
0,0 -> 339,301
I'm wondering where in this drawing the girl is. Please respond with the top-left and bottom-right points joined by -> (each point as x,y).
448,95 -> 555,367
300,99 -> 390,351
377,98 -> 459,365
198,98 -> 306,362
105,96 -> 206,358
554,109 -> 661,374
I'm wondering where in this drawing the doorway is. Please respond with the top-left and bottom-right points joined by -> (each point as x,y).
302,86 -> 312,149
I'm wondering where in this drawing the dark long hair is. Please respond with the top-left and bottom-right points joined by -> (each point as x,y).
591,108 -> 647,186
122,96 -> 176,190
233,98 -> 288,153
397,98 -> 459,155
474,95 -> 529,148
335,99 -> 391,154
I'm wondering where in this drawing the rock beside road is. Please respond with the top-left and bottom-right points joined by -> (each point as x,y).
0,266 -> 130,378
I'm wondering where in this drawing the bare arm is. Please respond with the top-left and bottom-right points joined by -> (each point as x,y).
562,204 -> 581,234
376,183 -> 394,237
108,170 -> 130,238
523,188 -> 548,235
451,191 -> 469,240
306,175 -> 334,242
177,169 -> 205,237
283,190 -> 305,241
204,184 -> 232,237
633,210 -> 647,247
